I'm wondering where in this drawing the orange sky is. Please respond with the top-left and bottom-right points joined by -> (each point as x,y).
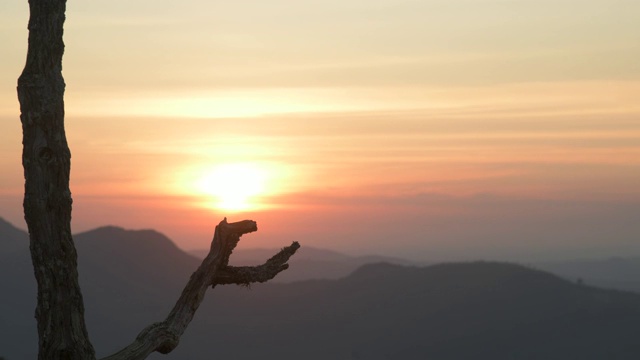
1,0 -> 639,261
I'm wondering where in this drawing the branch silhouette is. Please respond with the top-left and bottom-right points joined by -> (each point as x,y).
101,218 -> 299,360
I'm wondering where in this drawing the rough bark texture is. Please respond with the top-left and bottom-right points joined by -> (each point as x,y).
101,219 -> 299,360
17,0 -> 96,359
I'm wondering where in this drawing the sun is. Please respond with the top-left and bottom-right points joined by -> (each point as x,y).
169,159 -> 297,212
195,163 -> 267,212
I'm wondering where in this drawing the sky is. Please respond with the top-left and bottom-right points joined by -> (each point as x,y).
1,0 -> 639,261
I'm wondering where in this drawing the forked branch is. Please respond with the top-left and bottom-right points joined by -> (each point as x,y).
214,242 -> 300,286
100,218 -> 299,360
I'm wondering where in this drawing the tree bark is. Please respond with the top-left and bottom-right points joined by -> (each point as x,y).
17,0 -> 96,359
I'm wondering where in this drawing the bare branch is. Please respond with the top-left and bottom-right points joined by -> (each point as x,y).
213,242 -> 300,286
100,218 -> 298,360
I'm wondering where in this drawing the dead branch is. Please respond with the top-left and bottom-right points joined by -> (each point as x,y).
213,242 -> 300,286
100,218 -> 299,360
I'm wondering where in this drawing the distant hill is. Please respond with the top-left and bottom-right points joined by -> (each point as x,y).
190,246 -> 419,282
76,226 -> 200,298
0,222 -> 205,359
159,262 -> 640,359
537,257 -> 640,293
0,217 -> 28,255
2,218 -> 640,359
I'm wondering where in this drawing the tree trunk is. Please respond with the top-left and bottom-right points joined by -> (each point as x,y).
17,0 -> 96,359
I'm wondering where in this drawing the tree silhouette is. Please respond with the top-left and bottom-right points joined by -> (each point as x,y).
16,1 -> 299,359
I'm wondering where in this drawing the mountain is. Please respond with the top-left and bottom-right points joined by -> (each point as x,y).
76,226 -> 200,299
190,246 -> 419,282
146,261 -> 640,360
0,220 -> 37,359
536,257 -> 640,293
2,218 -> 640,359
0,223 -> 203,359
74,226 -> 203,350
0,217 -> 28,255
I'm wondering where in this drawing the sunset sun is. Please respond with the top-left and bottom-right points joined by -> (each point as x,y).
195,163 -> 267,212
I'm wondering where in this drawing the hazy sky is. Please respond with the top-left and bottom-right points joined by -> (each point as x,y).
1,0 -> 639,261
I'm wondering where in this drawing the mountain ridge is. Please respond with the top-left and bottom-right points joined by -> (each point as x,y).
2,216 -> 640,290
2,216 -> 640,359
2,218 -> 640,358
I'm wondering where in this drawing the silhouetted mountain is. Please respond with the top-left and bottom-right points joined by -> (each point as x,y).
0,222 -> 203,359
0,219 -> 36,358
76,226 -> 200,298
190,246 -> 419,282
0,217 -> 27,255
162,262 -> 640,360
2,218 -> 640,359
74,226 -> 203,351
537,257 -> 640,293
